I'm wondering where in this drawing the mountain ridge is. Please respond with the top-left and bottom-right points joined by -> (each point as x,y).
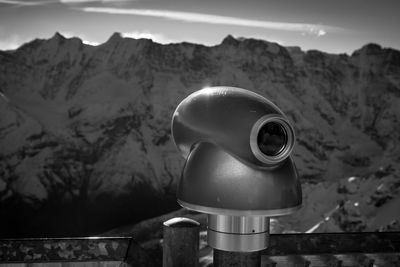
0,33 -> 399,237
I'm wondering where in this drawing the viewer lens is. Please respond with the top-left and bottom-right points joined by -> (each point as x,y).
257,122 -> 287,157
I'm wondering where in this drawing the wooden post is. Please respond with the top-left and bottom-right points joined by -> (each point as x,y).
213,249 -> 262,267
163,217 -> 200,267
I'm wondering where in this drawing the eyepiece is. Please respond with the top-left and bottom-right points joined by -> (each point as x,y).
250,115 -> 295,166
257,122 -> 287,157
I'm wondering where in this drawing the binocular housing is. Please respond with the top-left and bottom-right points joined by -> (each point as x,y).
172,86 -> 302,252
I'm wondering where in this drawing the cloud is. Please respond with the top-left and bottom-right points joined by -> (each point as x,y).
121,31 -> 174,44
60,0 -> 130,4
0,0 -> 52,6
0,0 -> 131,5
317,29 -> 327,37
79,7 -> 334,36
59,31 -> 100,45
81,39 -> 100,46
60,0 -> 100,3
121,31 -> 211,46
0,34 -> 27,50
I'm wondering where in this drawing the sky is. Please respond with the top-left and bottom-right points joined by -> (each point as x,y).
0,0 -> 399,54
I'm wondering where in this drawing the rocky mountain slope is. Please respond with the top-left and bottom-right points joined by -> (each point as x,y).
1,32 -> 399,237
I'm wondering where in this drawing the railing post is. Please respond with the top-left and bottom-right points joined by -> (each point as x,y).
162,217 -> 200,267
213,249 -> 262,267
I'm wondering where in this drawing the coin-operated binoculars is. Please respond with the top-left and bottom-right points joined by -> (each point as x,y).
171,86 -> 302,254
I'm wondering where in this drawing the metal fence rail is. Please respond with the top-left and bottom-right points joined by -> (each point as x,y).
264,232 -> 400,267
0,237 -> 129,263
266,232 -> 400,255
1,232 -> 399,266
0,237 -> 155,267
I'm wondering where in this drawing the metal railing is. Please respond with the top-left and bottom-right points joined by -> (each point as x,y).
1,223 -> 399,266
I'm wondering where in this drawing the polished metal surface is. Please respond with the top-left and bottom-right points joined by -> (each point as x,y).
178,200 -> 301,216
207,228 -> 269,252
172,86 -> 290,168
208,214 -> 269,234
207,215 -> 270,251
177,142 -> 302,214
171,86 -> 302,252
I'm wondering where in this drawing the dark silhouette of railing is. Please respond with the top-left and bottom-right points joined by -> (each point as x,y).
0,237 -> 152,267
1,231 -> 400,267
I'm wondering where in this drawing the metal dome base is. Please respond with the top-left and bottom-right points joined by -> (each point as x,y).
207,214 -> 270,252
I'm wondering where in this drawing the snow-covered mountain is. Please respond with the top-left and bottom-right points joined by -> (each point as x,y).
1,32 -> 399,237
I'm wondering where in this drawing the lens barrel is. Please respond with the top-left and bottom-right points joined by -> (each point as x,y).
257,122 -> 287,157
250,114 -> 295,166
